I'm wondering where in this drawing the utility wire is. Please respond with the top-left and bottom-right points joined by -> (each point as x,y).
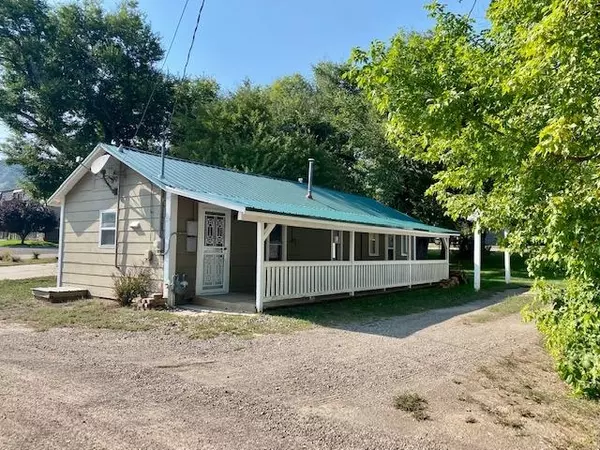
467,0 -> 477,18
162,0 -> 207,143
132,0 -> 191,142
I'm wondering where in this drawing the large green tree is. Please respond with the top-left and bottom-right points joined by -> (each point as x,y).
0,0 -> 173,199
172,63 -> 449,225
350,1 -> 600,397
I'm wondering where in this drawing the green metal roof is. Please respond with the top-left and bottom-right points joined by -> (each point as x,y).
101,144 -> 456,235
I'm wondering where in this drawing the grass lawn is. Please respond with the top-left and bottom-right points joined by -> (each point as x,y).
0,239 -> 58,248
0,257 -> 57,266
0,251 -> 540,338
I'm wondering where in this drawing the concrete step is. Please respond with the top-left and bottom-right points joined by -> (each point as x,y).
191,296 -> 256,313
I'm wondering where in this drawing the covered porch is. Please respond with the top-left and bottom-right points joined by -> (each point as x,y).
166,193 -> 454,312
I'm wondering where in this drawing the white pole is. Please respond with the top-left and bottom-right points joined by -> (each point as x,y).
57,199 -> 66,287
163,192 -> 178,306
445,237 -> 450,279
349,231 -> 355,296
504,230 -> 511,284
474,222 -> 481,291
255,222 -> 265,313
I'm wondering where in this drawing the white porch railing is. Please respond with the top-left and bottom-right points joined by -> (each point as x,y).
263,260 -> 448,302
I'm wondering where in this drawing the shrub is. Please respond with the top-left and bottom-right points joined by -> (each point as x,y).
0,251 -> 11,262
523,281 -> 600,399
393,392 -> 429,420
32,251 -> 40,260
112,266 -> 153,307
10,255 -> 21,263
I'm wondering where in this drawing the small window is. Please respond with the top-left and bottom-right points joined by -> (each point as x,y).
400,235 -> 409,257
99,210 -> 116,247
368,233 -> 379,256
267,225 -> 283,261
387,234 -> 395,260
331,230 -> 343,261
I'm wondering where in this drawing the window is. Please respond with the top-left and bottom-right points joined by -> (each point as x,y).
386,235 -> 395,260
331,230 -> 343,261
99,210 -> 116,247
267,225 -> 284,261
400,235 -> 409,257
368,233 -> 379,256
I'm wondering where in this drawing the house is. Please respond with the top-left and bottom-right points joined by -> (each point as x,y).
48,143 -> 458,312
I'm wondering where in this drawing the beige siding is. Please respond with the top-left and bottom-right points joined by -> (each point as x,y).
62,163 -> 163,299
174,197 -> 197,300
229,216 -> 257,294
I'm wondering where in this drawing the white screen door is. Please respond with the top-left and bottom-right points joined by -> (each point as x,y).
197,210 -> 230,294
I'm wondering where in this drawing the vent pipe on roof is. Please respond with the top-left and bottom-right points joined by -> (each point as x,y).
306,158 -> 315,199
160,142 -> 166,179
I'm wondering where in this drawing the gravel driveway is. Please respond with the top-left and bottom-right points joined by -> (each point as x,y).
0,289 -> 584,450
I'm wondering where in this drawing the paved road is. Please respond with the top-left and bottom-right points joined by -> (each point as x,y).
2,246 -> 58,260
0,262 -> 56,280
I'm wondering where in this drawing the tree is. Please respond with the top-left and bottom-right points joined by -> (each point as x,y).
0,0 -> 174,199
0,199 -> 57,244
171,63 -> 451,226
350,1 -> 600,397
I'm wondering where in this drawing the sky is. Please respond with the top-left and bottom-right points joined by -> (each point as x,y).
0,0 -> 489,144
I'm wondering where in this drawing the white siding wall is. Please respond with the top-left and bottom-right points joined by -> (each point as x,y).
62,164 -> 163,298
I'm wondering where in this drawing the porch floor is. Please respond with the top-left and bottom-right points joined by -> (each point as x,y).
189,292 -> 256,314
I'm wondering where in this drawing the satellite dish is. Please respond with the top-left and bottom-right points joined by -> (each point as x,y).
90,154 -> 112,175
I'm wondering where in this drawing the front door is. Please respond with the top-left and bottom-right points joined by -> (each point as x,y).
197,209 -> 230,295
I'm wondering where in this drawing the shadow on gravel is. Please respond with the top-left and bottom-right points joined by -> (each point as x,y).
269,287 -> 528,340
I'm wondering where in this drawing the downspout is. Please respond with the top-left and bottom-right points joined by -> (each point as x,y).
114,163 -> 122,269
306,158 -> 315,199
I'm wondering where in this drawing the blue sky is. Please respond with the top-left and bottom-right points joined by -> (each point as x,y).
0,0 -> 489,143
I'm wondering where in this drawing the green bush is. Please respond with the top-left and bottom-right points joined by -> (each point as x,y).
524,281 -> 600,398
112,266 -> 153,307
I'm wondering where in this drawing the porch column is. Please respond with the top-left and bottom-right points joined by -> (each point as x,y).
256,222 -> 265,313
445,237 -> 450,279
163,192 -> 178,306
349,230 -> 355,296
408,235 -> 413,288
57,199 -> 66,287
504,230 -> 511,284
474,222 -> 481,291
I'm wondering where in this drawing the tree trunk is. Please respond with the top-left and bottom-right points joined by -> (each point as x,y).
20,234 -> 27,245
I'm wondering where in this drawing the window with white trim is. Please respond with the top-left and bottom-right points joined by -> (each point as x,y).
368,233 -> 379,256
386,234 -> 395,260
331,230 -> 343,261
99,210 -> 117,247
266,225 -> 285,261
400,235 -> 409,257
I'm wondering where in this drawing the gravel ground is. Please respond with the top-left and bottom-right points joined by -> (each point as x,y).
0,288 -> 584,450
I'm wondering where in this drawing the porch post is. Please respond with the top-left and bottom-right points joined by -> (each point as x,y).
445,237 -> 450,279
474,222 -> 481,291
504,230 -> 511,284
349,230 -> 355,296
163,192 -> 178,306
256,222 -> 265,313
408,235 -> 412,288
57,199 -> 66,287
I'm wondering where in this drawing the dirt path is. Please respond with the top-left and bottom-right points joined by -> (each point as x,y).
0,290 -> 595,450
0,262 -> 56,280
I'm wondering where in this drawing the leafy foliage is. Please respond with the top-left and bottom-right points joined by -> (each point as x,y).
0,0 -> 174,199
112,266 -> 153,307
172,63 -> 451,226
0,199 -> 57,244
350,0 -> 600,396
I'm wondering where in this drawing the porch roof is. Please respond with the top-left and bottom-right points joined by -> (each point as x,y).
54,143 -> 457,235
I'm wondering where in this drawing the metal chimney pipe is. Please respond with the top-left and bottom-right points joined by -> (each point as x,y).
306,158 -> 315,199
160,142 -> 166,179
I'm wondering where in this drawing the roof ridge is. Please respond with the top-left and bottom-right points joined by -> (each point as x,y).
112,144 -> 313,187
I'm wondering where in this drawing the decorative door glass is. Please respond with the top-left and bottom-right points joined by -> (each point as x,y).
202,212 -> 226,290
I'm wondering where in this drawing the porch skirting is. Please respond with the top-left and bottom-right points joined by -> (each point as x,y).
262,259 -> 448,303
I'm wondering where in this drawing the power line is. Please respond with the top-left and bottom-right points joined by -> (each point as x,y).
132,0 -> 191,142
162,0 -> 207,142
467,0 -> 477,18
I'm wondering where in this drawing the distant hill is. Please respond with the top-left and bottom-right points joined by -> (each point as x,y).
0,160 -> 23,190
